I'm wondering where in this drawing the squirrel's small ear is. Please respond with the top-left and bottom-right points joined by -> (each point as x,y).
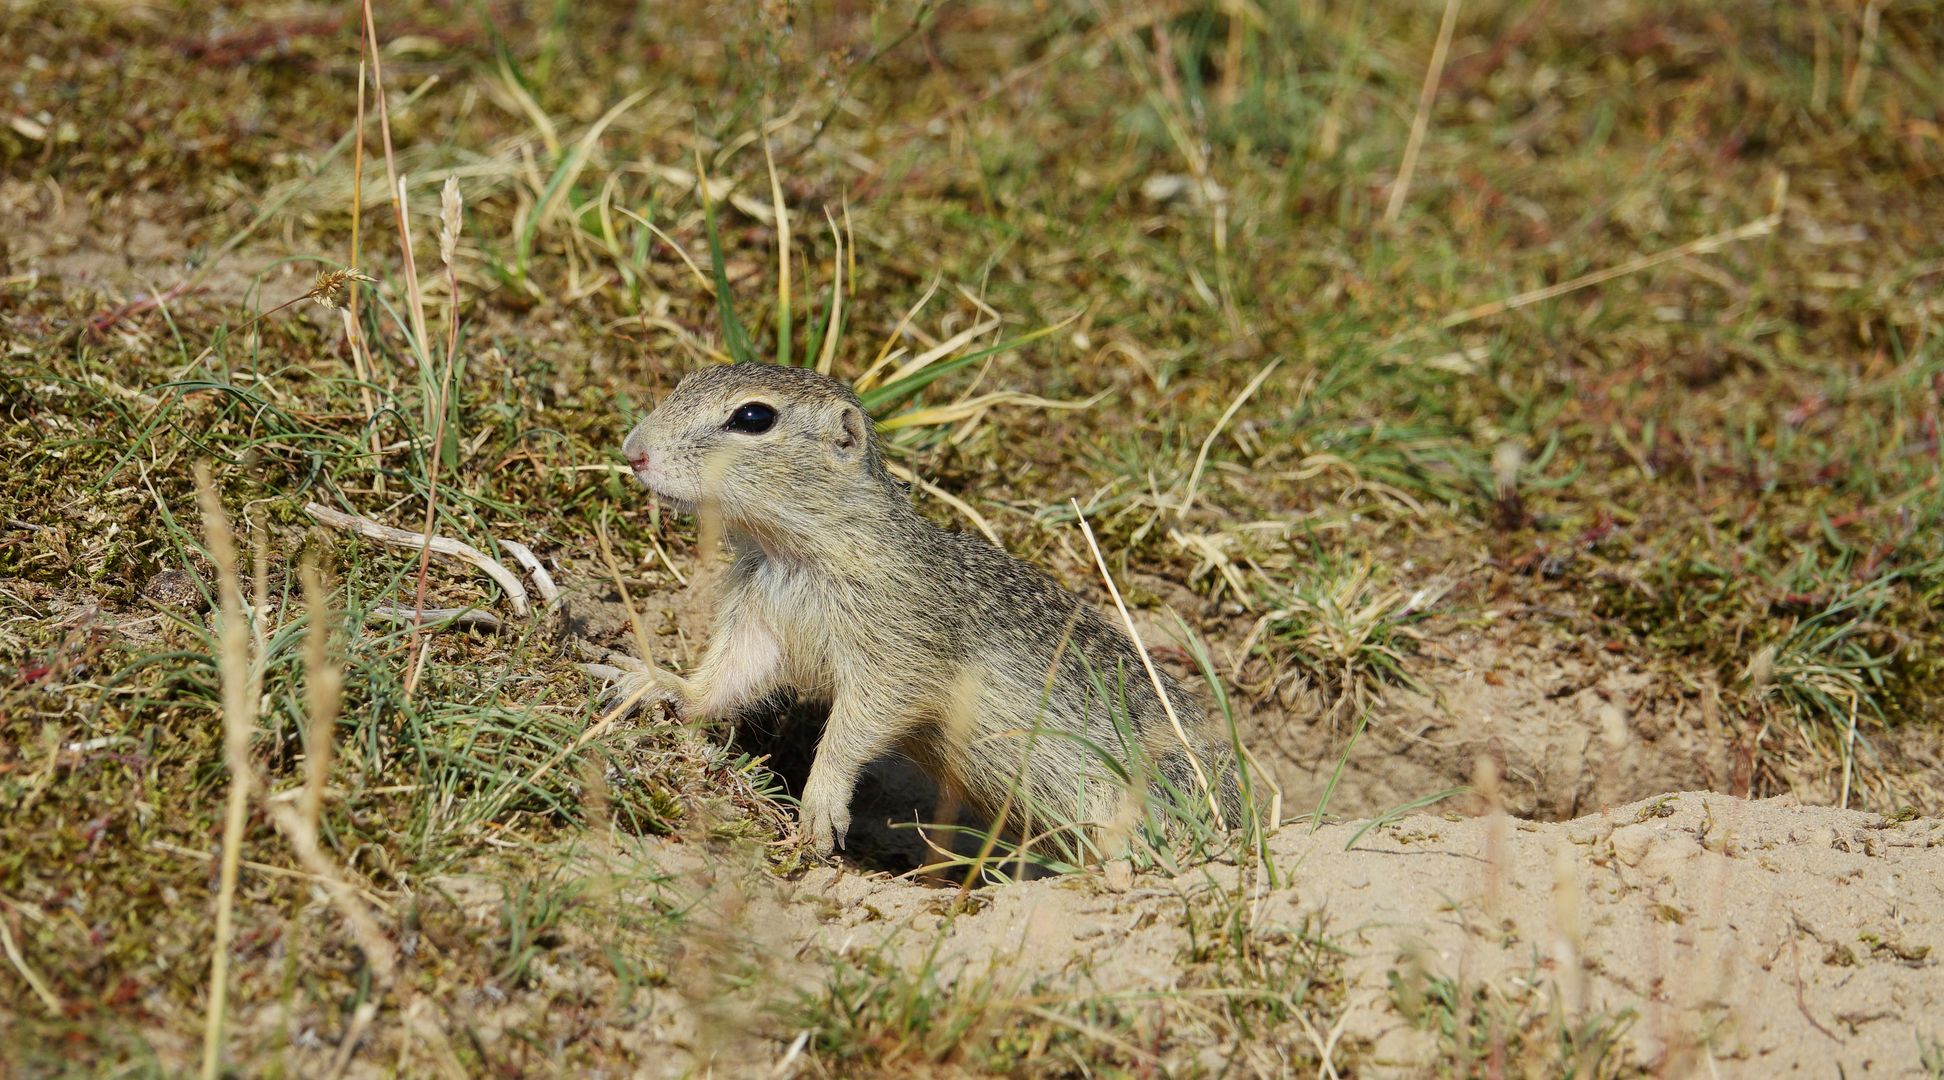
829,405 -> 869,463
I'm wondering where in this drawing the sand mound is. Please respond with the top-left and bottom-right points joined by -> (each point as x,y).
696,793 -> 1941,1075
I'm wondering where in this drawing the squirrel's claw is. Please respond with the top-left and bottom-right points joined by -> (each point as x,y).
798,813 -> 847,859
798,772 -> 852,858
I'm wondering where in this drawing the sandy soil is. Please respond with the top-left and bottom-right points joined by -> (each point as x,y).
609,791 -> 1940,1077
1248,618 -> 1735,824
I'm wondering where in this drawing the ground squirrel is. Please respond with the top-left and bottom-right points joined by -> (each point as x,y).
611,363 -> 1242,856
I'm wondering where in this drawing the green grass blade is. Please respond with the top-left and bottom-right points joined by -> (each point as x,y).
1342,787 -> 1470,852
699,169 -> 757,365
1310,708 -> 1369,833
857,319 -> 1069,414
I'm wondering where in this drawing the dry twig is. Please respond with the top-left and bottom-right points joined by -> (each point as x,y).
304,502 -> 531,617
498,540 -> 560,605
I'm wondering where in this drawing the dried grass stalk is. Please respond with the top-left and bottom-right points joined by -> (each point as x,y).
1178,357 -> 1281,519
1071,500 -> 1225,829
1384,0 -> 1463,225
300,558 -> 341,834
0,915 -> 61,1016
194,463 -> 256,1080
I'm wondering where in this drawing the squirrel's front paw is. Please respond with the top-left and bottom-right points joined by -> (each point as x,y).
581,661 -> 686,717
798,777 -> 853,857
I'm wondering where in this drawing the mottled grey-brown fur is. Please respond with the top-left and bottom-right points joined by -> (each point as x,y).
618,363 -> 1241,856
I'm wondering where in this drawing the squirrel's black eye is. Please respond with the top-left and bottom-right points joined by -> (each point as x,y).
723,401 -> 776,434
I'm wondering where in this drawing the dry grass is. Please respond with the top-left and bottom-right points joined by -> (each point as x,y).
3,0 -> 1942,1074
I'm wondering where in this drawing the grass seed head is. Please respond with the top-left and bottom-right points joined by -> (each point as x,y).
439,176 -> 463,267
308,266 -> 377,310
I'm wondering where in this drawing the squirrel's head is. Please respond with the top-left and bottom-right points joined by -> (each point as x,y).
622,364 -> 897,542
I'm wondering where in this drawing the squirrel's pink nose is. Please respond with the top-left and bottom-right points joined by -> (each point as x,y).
627,450 -> 650,472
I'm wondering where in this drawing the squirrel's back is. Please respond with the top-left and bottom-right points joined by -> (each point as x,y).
875,510 -> 1242,831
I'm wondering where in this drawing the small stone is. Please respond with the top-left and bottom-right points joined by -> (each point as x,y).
1610,823 -> 1656,867
1103,859 -> 1134,893
142,569 -> 207,613
1611,823 -> 1703,879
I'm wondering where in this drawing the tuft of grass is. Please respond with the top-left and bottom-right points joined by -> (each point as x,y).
1249,551 -> 1440,723
1745,565 -> 1916,807
792,885 -> 1352,1078
1388,958 -> 1644,1079
1920,1031 -> 1944,1079
1177,880 -> 1349,1049
793,944 -> 1159,1076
